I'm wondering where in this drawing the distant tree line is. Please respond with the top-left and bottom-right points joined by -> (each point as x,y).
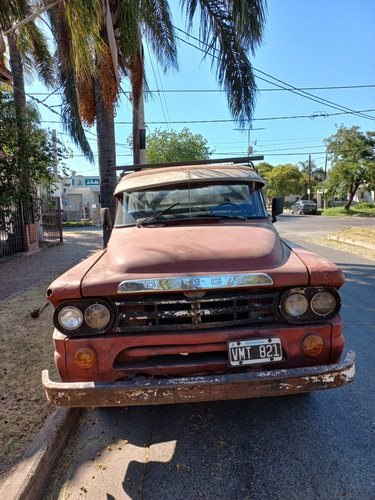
256,125 -> 375,209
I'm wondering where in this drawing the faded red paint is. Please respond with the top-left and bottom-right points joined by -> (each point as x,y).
43,162 -> 354,407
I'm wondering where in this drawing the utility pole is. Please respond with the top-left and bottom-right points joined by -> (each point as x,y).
323,154 -> 328,209
234,124 -> 265,155
324,154 -> 327,180
138,86 -> 146,164
132,25 -> 146,165
308,155 -> 311,200
52,129 -> 58,179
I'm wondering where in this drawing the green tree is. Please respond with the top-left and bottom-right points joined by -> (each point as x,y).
47,0 -> 268,241
0,88 -> 70,207
256,161 -> 274,181
144,128 -> 213,164
256,161 -> 274,198
266,164 -> 303,199
324,125 -> 375,209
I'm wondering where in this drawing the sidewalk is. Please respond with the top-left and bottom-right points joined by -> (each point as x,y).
0,229 -> 103,499
0,229 -> 103,302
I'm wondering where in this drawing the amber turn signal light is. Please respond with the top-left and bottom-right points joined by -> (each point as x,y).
302,335 -> 324,356
75,347 -> 97,369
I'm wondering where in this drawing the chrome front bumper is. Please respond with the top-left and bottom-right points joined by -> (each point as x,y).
42,351 -> 355,407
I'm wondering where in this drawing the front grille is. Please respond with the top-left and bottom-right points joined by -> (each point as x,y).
113,290 -> 279,333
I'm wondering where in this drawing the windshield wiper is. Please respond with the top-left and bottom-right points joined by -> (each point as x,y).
137,202 -> 180,227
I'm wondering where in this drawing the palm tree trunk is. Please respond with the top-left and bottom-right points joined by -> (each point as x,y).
95,77 -> 118,246
7,31 -> 26,129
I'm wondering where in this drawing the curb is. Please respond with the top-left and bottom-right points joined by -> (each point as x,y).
328,235 -> 375,251
0,407 -> 84,500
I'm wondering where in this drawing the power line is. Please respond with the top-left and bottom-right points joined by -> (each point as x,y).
28,84 -> 375,96
146,42 -> 172,130
41,108 -> 374,125
174,27 -> 375,122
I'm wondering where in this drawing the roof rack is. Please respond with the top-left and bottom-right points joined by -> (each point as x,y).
113,156 -> 264,172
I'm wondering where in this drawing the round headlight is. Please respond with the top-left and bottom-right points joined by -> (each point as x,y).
311,291 -> 337,316
84,303 -> 111,329
58,306 -> 83,330
284,293 -> 309,317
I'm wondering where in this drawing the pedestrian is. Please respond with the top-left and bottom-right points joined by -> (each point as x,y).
61,188 -> 68,212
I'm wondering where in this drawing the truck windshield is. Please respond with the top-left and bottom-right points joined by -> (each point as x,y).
115,182 -> 268,227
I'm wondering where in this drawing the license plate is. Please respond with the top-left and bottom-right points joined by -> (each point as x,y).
228,338 -> 282,367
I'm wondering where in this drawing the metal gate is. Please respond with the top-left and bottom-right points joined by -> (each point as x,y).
0,198 -> 62,259
41,197 -> 63,243
0,202 -> 27,257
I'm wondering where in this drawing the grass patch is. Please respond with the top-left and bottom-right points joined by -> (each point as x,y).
330,226 -> 375,242
62,221 -> 94,227
0,280 -> 59,480
309,226 -> 375,261
322,206 -> 375,217
310,236 -> 375,261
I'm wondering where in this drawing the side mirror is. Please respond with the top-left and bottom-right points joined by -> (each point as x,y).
271,197 -> 283,222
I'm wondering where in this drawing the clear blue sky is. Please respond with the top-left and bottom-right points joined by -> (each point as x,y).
27,0 -> 375,176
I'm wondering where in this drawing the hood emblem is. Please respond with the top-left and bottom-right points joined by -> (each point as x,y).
117,273 -> 273,293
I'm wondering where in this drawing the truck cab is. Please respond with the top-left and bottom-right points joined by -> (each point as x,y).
42,159 -> 355,407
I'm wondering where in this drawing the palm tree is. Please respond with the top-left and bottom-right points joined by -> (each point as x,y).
46,0 -> 267,238
46,0 -> 179,233
298,159 -> 325,182
1,1 -> 55,128
0,0 -> 56,219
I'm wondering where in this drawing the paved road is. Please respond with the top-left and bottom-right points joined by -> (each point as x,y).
45,218 -> 375,500
275,212 -> 375,242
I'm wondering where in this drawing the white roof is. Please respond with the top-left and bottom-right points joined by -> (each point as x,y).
114,165 -> 265,194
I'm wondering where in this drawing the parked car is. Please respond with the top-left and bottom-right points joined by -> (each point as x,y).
291,200 -> 317,215
42,158 -> 354,407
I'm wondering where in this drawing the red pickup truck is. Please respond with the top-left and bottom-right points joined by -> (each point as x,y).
42,158 -> 355,407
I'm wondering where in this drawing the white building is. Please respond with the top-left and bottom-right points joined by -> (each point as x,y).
57,175 -> 102,221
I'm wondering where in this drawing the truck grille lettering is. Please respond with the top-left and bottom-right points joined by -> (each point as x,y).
117,273 -> 273,293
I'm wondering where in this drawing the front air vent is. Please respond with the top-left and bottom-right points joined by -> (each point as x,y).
113,290 -> 279,333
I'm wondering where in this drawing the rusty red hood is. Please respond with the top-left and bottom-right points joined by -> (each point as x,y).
107,221 -> 284,274
80,221 -> 312,296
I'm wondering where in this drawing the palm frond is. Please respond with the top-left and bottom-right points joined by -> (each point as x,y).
58,63 -> 95,162
18,21 -> 55,88
140,0 -> 179,72
117,0 -> 140,62
48,0 -> 101,80
228,0 -> 267,53
48,1 -> 95,162
0,0 -> 28,30
180,0 -> 267,125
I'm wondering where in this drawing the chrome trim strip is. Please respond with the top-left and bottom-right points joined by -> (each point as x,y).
117,273 -> 273,293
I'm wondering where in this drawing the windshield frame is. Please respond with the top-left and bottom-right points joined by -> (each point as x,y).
114,180 -> 268,228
